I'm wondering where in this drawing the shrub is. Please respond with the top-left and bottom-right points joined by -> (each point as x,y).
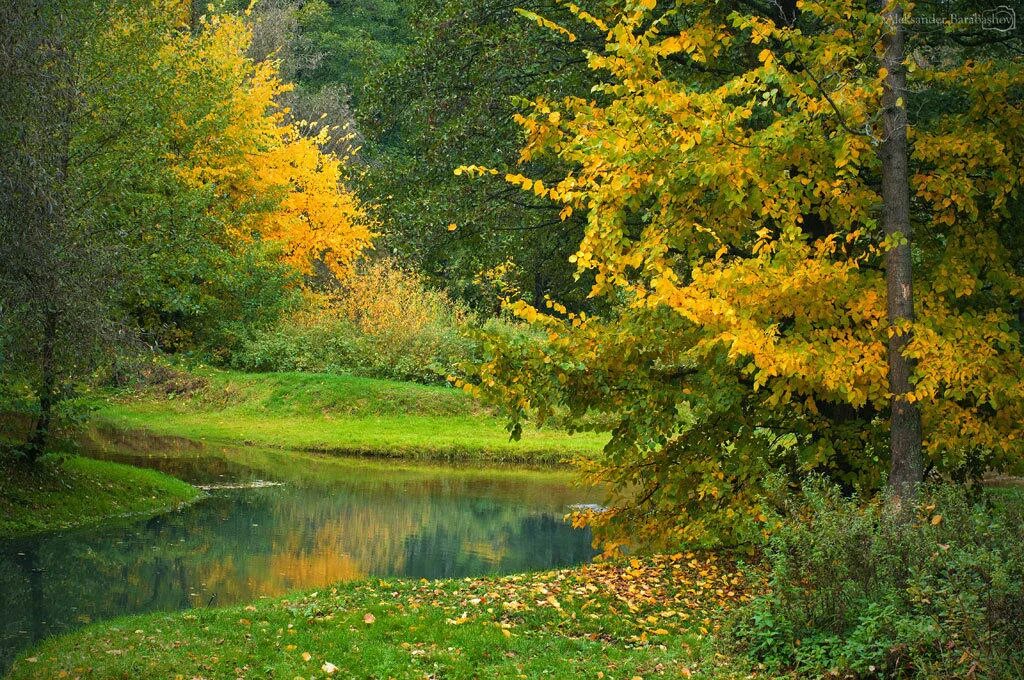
729,480 -> 1024,678
107,356 -> 209,396
230,258 -> 475,383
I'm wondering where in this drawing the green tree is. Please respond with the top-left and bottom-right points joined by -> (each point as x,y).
357,0 -> 612,311
0,0 -> 135,460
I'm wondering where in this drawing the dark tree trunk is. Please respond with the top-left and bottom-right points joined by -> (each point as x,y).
25,312 -> 57,463
532,271 -> 546,309
878,1 -> 924,503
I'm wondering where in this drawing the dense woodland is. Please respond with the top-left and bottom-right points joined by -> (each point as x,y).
3,0 -> 1024,677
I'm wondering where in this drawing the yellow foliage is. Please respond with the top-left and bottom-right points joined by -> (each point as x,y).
158,11 -> 371,277
459,0 -> 1024,548
478,3 -> 1024,464
304,258 -> 469,344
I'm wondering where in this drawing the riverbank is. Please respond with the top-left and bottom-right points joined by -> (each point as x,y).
0,454 -> 200,539
94,368 -> 608,464
6,553 -> 748,679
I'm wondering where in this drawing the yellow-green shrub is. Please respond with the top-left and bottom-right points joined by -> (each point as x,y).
230,258 -> 473,383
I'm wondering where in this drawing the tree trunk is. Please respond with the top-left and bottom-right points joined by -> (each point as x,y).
878,1 -> 924,503
532,271 -> 546,309
25,312 -> 57,463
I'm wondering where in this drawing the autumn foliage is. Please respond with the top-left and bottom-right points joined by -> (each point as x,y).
160,7 -> 372,277
232,259 -> 472,383
458,1 -> 1024,547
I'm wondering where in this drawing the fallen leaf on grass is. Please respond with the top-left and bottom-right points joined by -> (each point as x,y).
363,613 -> 376,624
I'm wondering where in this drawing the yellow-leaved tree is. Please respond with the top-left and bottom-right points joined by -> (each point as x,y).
158,4 -> 372,277
458,0 -> 1024,549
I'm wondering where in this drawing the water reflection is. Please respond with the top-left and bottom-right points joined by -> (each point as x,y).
0,431 -> 597,669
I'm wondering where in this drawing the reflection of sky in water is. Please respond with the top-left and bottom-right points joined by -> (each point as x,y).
0,432 -> 598,670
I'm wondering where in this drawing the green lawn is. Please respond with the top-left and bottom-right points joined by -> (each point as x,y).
6,555 -> 750,679
95,369 -> 608,463
0,454 -> 200,539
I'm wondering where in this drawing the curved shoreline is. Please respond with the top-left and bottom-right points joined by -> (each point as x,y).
0,455 -> 203,540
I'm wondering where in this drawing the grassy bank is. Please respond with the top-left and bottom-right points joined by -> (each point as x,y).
0,454 -> 200,539
7,554 -> 748,679
95,368 -> 608,463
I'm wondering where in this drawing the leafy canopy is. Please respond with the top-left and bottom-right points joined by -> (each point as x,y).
458,0 -> 1024,549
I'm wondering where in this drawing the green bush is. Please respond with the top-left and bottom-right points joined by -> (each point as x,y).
226,258 -> 479,384
729,481 -> 1024,678
229,315 -> 471,384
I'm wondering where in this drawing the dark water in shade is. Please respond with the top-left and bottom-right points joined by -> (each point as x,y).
0,430 -> 598,670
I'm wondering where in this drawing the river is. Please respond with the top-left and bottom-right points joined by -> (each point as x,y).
0,429 -> 598,670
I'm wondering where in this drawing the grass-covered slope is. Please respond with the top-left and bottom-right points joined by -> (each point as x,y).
7,555 -> 748,679
95,369 -> 607,463
0,454 -> 200,539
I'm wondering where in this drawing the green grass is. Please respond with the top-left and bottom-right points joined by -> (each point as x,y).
95,368 -> 608,463
6,555 -> 750,679
0,454 -> 201,539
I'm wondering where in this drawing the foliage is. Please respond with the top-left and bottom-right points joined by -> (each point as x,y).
457,0 -> 1024,548
1,0 -> 373,457
729,482 -> 1024,678
288,0 -> 411,93
0,0 -> 133,459
232,259 -> 473,383
356,0 -> 609,311
8,555 -> 746,679
48,0 -> 309,356
160,8 -> 372,280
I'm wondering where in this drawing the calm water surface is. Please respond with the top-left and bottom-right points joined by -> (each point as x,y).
0,430 -> 598,669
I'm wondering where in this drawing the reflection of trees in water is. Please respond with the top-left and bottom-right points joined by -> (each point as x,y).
0,464 -> 595,669
401,513 -> 596,579
81,428 -> 597,506
0,544 -> 46,673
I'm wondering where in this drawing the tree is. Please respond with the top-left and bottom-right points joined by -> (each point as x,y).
0,0 -> 131,461
876,0 -> 922,503
1,0 -> 372,459
100,4 -> 372,353
458,0 -> 1024,548
161,9 -> 373,281
357,0 -> 608,311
